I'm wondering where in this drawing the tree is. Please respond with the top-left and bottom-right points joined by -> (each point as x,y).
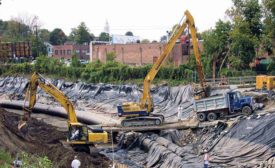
125,31 -> 133,36
106,52 -> 116,62
49,28 -> 67,45
71,54 -> 81,67
202,20 -> 232,77
39,29 -> 50,42
1,20 -> 32,42
99,32 -> 110,41
160,35 -> 167,42
141,39 -> 150,43
262,0 -> 275,54
69,22 -> 92,44
225,0 -> 263,69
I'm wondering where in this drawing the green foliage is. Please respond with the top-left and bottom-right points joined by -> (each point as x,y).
106,52 -> 116,62
0,149 -> 12,167
220,68 -> 256,77
0,150 -> 52,168
262,0 -> 275,53
21,152 -> 52,168
125,31 -> 134,36
99,32 -> 110,41
49,28 -> 67,45
0,55 -> 197,84
69,22 -> 92,44
230,28 -> 256,69
71,54 -> 81,67
141,39 -> 150,43
202,20 -> 232,76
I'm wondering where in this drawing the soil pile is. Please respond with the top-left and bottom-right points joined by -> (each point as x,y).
0,108 -> 110,168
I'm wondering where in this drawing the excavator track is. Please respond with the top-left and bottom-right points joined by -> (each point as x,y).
121,114 -> 164,127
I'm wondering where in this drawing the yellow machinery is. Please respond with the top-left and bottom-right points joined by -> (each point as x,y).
117,10 -> 207,127
256,75 -> 275,90
20,72 -> 108,152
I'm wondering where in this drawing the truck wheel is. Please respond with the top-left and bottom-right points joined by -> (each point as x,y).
207,113 -> 217,122
242,106 -> 252,116
197,113 -> 206,122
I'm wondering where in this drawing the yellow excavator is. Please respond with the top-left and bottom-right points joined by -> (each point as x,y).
19,72 -> 108,152
117,10 -> 207,127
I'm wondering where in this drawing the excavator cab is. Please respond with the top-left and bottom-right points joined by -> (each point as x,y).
68,123 -> 88,142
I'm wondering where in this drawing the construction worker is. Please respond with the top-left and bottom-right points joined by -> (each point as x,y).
13,156 -> 22,168
71,155 -> 81,168
203,149 -> 209,168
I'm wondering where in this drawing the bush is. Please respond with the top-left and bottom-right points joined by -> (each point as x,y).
1,54 -> 262,85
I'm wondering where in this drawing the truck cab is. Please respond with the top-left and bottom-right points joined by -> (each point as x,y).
227,91 -> 255,115
195,90 -> 255,122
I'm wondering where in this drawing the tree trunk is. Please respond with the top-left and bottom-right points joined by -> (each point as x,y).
212,57 -> 217,82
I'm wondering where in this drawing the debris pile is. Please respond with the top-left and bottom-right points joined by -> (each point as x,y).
0,108 -> 110,168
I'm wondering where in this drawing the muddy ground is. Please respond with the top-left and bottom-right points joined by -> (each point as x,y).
0,108 -> 111,168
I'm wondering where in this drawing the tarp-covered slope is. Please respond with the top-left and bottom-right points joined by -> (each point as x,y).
0,76 -> 194,121
112,113 -> 275,167
209,114 -> 275,167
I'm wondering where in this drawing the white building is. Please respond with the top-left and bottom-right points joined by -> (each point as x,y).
44,42 -> 53,57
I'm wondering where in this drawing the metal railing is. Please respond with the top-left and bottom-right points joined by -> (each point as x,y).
205,76 -> 256,86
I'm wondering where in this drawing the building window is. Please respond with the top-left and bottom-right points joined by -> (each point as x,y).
75,50 -> 80,53
153,56 -> 158,63
63,50 -> 66,55
67,50 -> 71,55
55,50 -> 58,55
60,50 -> 62,55
82,50 -> 87,53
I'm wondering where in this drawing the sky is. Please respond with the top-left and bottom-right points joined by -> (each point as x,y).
0,0 -> 233,41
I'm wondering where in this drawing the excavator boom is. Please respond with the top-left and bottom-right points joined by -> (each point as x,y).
20,72 -> 108,152
22,73 -> 78,124
117,10 -> 207,127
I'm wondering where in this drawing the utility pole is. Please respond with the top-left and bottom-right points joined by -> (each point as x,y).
35,25 -> 39,58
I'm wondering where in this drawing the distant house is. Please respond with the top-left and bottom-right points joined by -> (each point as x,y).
44,42 -> 53,57
52,43 -> 90,60
90,40 -> 203,66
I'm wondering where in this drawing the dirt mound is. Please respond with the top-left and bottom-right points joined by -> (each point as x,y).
0,108 -> 110,168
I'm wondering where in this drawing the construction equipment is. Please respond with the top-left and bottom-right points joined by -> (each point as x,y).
117,10 -> 207,127
256,75 -> 275,91
195,91 -> 256,122
19,72 -> 108,152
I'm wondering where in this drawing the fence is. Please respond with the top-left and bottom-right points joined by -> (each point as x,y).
205,76 -> 256,86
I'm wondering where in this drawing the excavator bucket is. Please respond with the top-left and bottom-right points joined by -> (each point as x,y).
18,120 -> 27,130
18,110 -> 30,130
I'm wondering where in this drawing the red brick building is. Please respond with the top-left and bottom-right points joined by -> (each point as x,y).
52,40 -> 203,66
90,43 -> 191,66
53,43 -> 90,60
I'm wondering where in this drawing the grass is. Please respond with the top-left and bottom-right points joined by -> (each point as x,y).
0,149 -> 12,168
0,150 -> 52,168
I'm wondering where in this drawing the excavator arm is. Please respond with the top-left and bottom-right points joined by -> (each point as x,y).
117,10 -> 207,127
141,10 -> 206,111
23,72 -> 78,125
20,72 -> 108,151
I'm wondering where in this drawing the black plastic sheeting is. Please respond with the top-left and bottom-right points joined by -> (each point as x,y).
0,76 -> 194,121
105,113 -> 275,167
208,114 -> 275,167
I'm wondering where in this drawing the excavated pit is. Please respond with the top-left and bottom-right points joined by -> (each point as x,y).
1,76 -> 275,167
0,108 -> 110,168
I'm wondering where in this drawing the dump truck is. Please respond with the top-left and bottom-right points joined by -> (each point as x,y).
195,91 -> 256,122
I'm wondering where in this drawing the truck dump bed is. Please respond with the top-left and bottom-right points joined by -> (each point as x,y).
194,94 -> 229,113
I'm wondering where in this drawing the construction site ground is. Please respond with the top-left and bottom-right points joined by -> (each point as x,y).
0,76 -> 275,167
0,108 -> 111,168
